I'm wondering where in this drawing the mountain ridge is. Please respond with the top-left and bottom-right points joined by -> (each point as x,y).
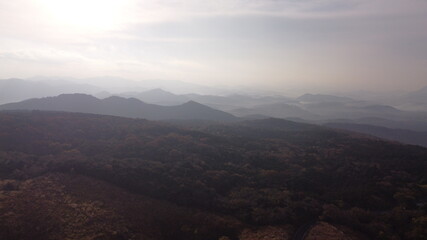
0,93 -> 237,122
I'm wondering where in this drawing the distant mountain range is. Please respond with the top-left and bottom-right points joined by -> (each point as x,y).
2,78 -> 427,145
0,78 -> 101,104
230,103 -> 317,120
121,89 -> 189,106
297,93 -> 355,103
28,76 -> 235,95
395,86 -> 427,111
7,91 -> 427,146
120,88 -> 427,125
0,94 -> 237,122
121,89 -> 294,111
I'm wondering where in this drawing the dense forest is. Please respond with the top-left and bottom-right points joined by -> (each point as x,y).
0,111 -> 426,240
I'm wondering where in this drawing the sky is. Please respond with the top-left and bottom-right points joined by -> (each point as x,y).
0,0 -> 427,93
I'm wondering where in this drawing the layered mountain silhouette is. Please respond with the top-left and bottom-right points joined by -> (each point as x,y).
0,94 -> 237,121
123,90 -> 294,111
230,103 -> 317,120
122,88 -> 189,106
297,93 -> 355,103
394,86 -> 427,111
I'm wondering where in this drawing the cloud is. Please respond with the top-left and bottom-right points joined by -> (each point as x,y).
0,0 -> 426,91
0,49 -> 87,64
123,0 -> 427,23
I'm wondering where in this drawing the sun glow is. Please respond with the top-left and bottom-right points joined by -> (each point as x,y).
40,0 -> 127,31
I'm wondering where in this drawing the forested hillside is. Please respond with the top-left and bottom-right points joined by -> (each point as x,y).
0,111 -> 426,239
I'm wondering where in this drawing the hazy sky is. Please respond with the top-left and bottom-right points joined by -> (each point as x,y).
1,0 -> 427,93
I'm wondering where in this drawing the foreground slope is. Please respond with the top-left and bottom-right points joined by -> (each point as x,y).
0,173 -> 241,240
0,111 -> 426,239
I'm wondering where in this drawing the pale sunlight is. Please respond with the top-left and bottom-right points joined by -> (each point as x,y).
39,0 -> 128,31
